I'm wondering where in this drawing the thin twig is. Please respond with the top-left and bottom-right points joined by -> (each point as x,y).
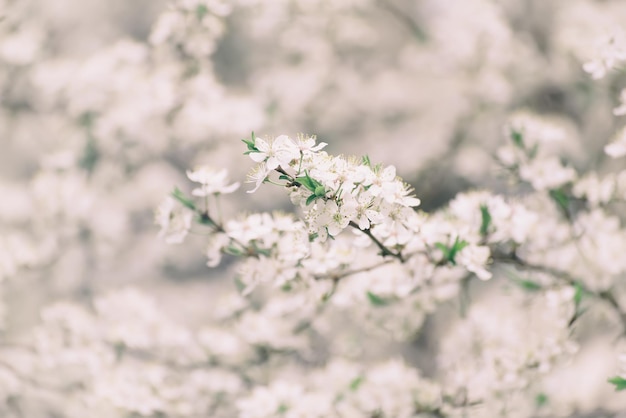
376,0 -> 427,42
493,251 -> 626,332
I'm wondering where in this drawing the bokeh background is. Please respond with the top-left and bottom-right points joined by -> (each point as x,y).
2,0 -> 626,416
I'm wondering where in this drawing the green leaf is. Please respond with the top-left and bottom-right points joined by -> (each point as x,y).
504,268 -> 543,292
314,185 -> 326,197
171,188 -> 196,211
233,275 -> 247,293
362,155 -> 371,167
308,232 -> 318,242
608,376 -> 626,391
223,245 -> 244,256
241,132 -> 259,153
79,138 -> 100,172
367,291 -> 389,306
196,4 -> 208,20
435,238 -> 469,265
448,237 -> 468,265
535,393 -> 548,407
573,282 -> 584,306
434,242 -> 450,257
305,194 -> 319,206
549,188 -> 570,215
296,175 -> 316,192
299,171 -> 323,191
518,280 -> 542,291
197,213 -> 216,226
511,129 -> 524,149
349,376 -> 365,391
479,204 -> 492,236
252,243 -> 272,257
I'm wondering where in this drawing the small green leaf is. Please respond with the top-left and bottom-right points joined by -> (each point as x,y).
434,242 -> 450,257
224,245 -> 244,256
535,393 -> 548,407
197,213 -> 216,226
233,276 -> 246,293
518,280 -> 542,291
252,243 -> 272,257
448,237 -> 469,265
504,268 -> 543,292
296,174 -> 316,192
276,404 -> 288,414
171,188 -> 196,211
308,232 -> 318,242
479,204 -> 492,236
362,155 -> 371,167
435,238 -> 469,265
79,138 -> 100,172
349,376 -> 365,391
573,282 -> 584,306
367,291 -> 389,306
242,132 -> 259,153
305,194 -> 318,206
195,4 -> 208,20
511,129 -> 524,149
314,185 -> 326,197
609,376 -> 626,391
549,188 -> 570,215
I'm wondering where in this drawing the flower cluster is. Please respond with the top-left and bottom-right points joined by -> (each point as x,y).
4,0 -> 626,417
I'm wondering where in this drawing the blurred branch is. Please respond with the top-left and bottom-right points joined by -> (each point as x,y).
349,221 -> 405,261
493,250 -> 626,332
376,0 -> 427,42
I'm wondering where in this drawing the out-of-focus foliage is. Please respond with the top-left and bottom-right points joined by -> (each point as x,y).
2,0 -> 626,416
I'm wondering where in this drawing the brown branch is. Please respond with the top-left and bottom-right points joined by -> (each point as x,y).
348,221 -> 405,262
493,251 -> 626,332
